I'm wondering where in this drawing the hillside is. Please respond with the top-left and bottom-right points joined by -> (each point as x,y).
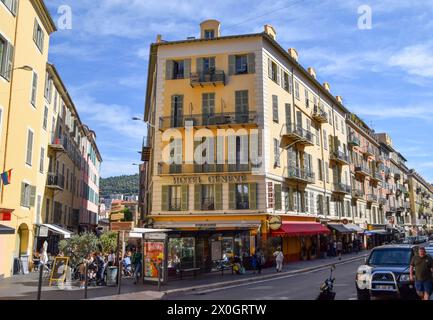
100,174 -> 139,197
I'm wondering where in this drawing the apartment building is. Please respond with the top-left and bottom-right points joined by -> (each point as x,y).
408,170 -> 433,234
0,0 -> 101,278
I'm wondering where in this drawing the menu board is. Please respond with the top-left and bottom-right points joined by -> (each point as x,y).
49,257 -> 69,286
144,241 -> 165,281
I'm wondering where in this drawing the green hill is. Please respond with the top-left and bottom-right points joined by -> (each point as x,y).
100,174 -> 139,198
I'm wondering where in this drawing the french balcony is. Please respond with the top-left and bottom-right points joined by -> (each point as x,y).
362,145 -> 376,157
159,112 -> 257,130
311,105 -> 328,124
348,135 -> 360,147
330,150 -> 350,165
333,183 -> 351,194
284,166 -> 315,184
355,164 -> 371,177
281,123 -> 315,147
141,136 -> 152,162
352,189 -> 365,199
190,70 -> 226,87
48,136 -> 67,153
46,173 -> 65,191
367,194 -> 378,203
157,162 -> 256,175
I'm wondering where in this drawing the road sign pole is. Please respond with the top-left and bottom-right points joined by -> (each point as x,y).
117,231 -> 122,295
37,263 -> 43,300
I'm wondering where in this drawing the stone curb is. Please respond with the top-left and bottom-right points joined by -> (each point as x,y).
161,254 -> 368,296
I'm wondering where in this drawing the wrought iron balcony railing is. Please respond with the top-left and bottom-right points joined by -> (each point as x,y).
284,166 -> 315,183
333,183 -> 351,194
190,70 -> 226,87
282,123 -> 315,146
46,173 -> 65,190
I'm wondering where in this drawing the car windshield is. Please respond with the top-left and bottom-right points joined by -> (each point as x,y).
368,249 -> 411,266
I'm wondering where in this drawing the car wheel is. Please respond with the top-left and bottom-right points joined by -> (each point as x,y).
357,288 -> 371,300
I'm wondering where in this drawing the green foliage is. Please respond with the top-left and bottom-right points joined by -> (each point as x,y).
100,174 -> 139,198
99,231 -> 118,253
59,232 -> 99,266
122,208 -> 133,222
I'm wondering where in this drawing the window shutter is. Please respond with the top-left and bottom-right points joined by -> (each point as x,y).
247,53 -> 255,74
184,58 -> 191,78
11,0 -> 18,15
181,185 -> 189,211
229,184 -> 236,209
31,72 -> 38,105
274,184 -> 282,211
161,186 -> 169,211
228,55 -> 235,75
174,138 -> 183,165
20,182 -> 26,206
5,43 -> 14,81
268,58 -> 272,79
33,19 -> 38,43
194,185 -> 201,210
249,183 -> 257,210
215,184 -> 222,210
276,66 -> 281,85
272,95 -> 279,122
165,60 -> 173,80
41,31 -> 44,53
30,186 -> 36,207
26,130 -> 33,165
196,58 -> 203,74
310,193 -> 315,214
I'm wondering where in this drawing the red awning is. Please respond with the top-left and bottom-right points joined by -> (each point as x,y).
271,222 -> 330,237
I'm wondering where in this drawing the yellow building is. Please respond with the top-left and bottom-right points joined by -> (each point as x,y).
0,0 -> 101,278
408,170 -> 433,235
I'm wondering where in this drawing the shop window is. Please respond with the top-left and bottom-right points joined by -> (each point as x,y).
168,237 -> 196,271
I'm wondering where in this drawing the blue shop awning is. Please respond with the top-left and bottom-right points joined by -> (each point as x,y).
0,224 -> 15,235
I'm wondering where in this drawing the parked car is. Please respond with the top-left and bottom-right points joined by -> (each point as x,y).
355,244 -> 419,300
425,242 -> 433,257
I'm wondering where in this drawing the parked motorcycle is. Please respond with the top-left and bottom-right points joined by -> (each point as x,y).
316,264 -> 336,300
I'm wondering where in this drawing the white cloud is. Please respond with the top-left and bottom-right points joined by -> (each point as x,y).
351,104 -> 433,122
388,43 -> 433,78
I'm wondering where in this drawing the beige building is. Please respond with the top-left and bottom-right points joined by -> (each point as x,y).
408,170 -> 433,234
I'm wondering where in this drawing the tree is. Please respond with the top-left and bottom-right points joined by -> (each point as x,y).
59,232 -> 99,267
99,231 -> 118,253
122,208 -> 133,222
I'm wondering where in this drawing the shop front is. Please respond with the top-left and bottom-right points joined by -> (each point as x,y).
327,223 -> 357,254
365,224 -> 393,248
34,224 -> 73,256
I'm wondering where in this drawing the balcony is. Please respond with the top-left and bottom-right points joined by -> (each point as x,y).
157,162 -> 256,175
333,183 -> 351,194
348,135 -> 360,147
48,137 -> 67,153
159,112 -> 257,130
46,173 -> 65,190
284,166 -> 315,184
362,145 -> 376,157
377,155 -> 388,163
379,197 -> 387,206
388,207 -> 397,213
190,70 -> 226,87
141,136 -> 151,162
367,194 -> 378,203
370,170 -> 382,182
311,105 -> 328,124
330,150 -> 350,165
352,189 -> 365,199
355,164 -> 371,177
281,123 -> 315,147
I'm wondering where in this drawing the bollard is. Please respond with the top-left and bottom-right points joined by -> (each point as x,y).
118,258 -> 122,295
37,263 -> 44,300
84,263 -> 88,299
157,264 -> 161,291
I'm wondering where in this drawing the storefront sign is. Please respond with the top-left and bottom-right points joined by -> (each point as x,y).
110,221 -> 133,231
144,232 -> 167,240
267,182 -> 274,208
196,223 -> 217,229
173,175 -> 247,185
38,225 -> 49,237
0,212 -> 12,221
342,219 -> 349,225
268,215 -> 282,230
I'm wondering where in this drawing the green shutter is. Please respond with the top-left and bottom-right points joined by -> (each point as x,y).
196,58 -> 203,74
33,19 -> 38,43
247,53 -> 255,74
215,184 -> 222,210
249,183 -> 257,210
5,43 -> 14,81
268,58 -> 272,78
29,186 -> 36,207
161,186 -> 169,211
165,60 -> 173,80
181,185 -> 189,211
20,183 -> 26,207
229,184 -> 236,209
228,55 -> 235,75
274,184 -> 282,210
184,58 -> 191,78
194,185 -> 201,210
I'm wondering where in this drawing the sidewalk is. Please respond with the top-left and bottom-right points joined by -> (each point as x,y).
0,250 -> 369,300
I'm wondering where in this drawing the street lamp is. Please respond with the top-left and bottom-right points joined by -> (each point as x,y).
132,117 -> 156,128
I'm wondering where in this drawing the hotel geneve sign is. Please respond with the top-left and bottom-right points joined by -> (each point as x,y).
173,175 -> 247,185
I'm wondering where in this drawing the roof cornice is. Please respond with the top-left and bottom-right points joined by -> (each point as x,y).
30,0 -> 57,34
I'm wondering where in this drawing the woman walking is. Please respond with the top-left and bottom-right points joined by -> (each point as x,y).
273,247 -> 284,272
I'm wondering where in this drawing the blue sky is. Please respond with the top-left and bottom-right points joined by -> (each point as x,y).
44,0 -> 433,181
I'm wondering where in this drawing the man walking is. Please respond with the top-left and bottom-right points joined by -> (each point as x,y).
132,246 -> 143,284
410,247 -> 433,300
336,240 -> 343,261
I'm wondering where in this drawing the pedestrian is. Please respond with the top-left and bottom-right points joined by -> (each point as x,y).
251,252 -> 258,275
79,258 -> 87,289
256,249 -> 264,274
107,249 -> 116,267
332,241 -> 337,257
410,247 -> 433,300
336,240 -> 343,260
132,246 -> 143,284
95,252 -> 106,286
273,247 -> 284,272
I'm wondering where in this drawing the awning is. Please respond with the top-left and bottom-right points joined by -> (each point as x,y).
42,224 -> 73,238
0,224 -> 15,235
270,222 -> 330,237
327,223 -> 354,234
345,224 -> 364,233
128,228 -> 171,238
364,229 -> 390,235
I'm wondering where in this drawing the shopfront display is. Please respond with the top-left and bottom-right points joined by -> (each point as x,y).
143,233 -> 167,282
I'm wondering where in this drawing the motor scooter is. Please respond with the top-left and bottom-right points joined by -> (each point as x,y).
316,264 -> 336,300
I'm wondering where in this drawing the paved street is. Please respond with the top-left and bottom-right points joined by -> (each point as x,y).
164,257 -> 364,300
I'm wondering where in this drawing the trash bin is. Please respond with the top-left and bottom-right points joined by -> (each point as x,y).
106,267 -> 118,286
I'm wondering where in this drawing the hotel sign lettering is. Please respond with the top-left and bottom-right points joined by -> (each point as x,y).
173,175 -> 247,185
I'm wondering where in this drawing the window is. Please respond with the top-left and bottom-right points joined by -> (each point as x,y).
201,57 -> 215,73
20,182 -> 36,208
169,186 -> 182,211
235,55 -> 248,74
1,0 -> 18,15
201,185 -> 215,210
44,72 -> 52,103
272,95 -> 279,122
341,120 -> 345,134
33,19 -> 44,52
295,81 -> 300,100
318,159 -> 323,181
283,72 -> 290,92
39,147 -> 45,173
325,162 -> 329,183
305,89 -> 309,108
202,93 -> 215,123
274,139 -> 280,167
26,129 -> 34,166
0,36 -> 14,81
53,90 -> 58,113
274,184 -> 282,210
235,90 -> 249,119
235,184 -> 249,209
30,71 -> 38,106
170,95 -> 184,127
204,29 -> 215,39
42,106 -> 48,130
268,59 -> 279,83
173,60 -> 184,79
335,115 -> 339,130
323,130 -> 328,150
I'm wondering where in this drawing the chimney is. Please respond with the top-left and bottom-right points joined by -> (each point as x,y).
288,48 -> 298,62
156,34 -> 162,43
323,82 -> 331,92
335,96 -> 343,104
307,67 -> 316,79
264,24 -> 277,40
200,19 -> 221,39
